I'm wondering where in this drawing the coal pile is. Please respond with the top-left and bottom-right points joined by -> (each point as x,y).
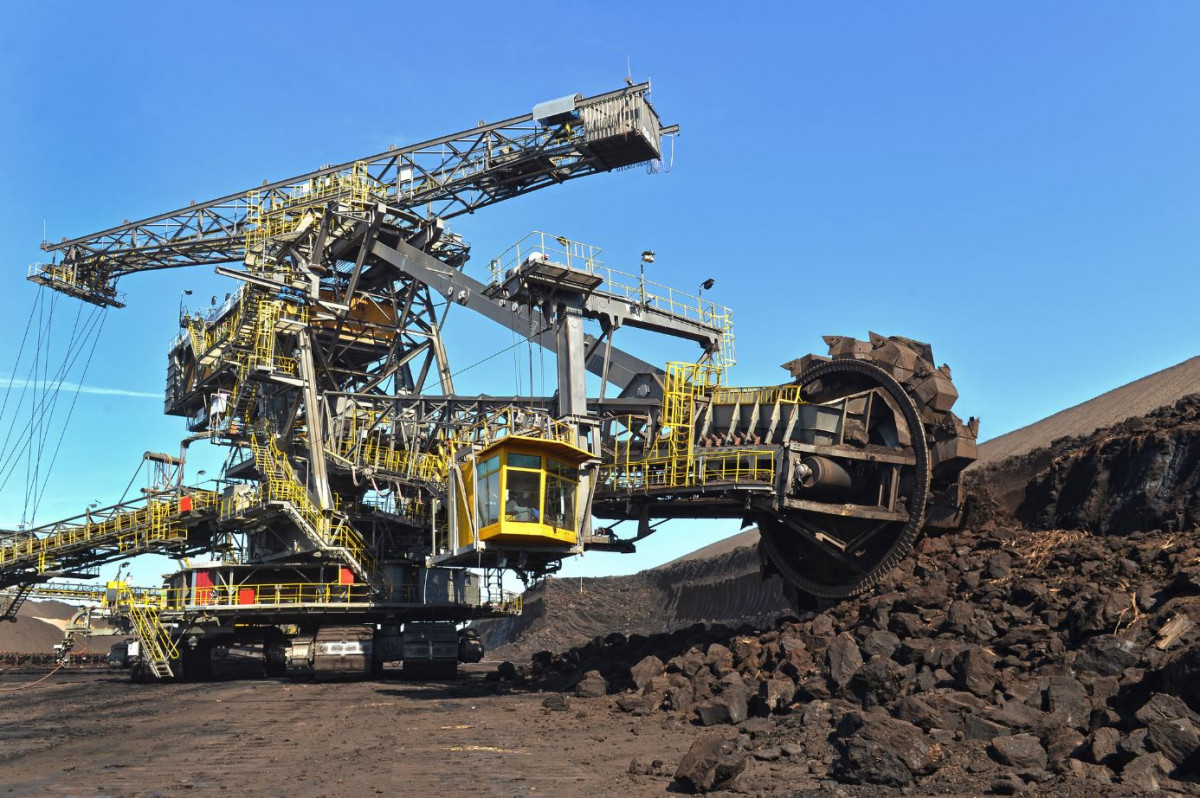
970,394 -> 1200,536
492,522 -> 1200,793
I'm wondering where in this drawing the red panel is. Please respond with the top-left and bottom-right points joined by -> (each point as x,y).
194,570 -> 214,605
339,567 -> 354,585
238,588 -> 256,605
179,496 -> 193,512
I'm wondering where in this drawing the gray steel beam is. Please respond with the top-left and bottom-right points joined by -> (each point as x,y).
369,238 -> 660,390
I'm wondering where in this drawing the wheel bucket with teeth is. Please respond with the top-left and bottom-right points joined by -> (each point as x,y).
761,334 -> 976,601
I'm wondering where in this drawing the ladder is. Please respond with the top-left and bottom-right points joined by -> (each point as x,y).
250,431 -> 385,591
483,568 -> 505,605
124,596 -> 178,679
0,583 -> 33,622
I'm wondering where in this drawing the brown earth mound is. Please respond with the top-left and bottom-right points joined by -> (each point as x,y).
20,599 -> 79,621
969,394 -> 1200,535
0,600 -> 82,655
975,355 -> 1200,468
0,617 -> 63,655
0,599 -> 124,660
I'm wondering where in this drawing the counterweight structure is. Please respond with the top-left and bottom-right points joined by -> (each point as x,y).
2,83 -> 978,680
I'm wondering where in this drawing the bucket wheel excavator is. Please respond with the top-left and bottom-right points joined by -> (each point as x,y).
1,81 -> 976,680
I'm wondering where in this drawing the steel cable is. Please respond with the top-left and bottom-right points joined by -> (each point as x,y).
28,309 -> 109,521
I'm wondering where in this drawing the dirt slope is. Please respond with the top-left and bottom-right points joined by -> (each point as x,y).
976,354 -> 1200,467
0,600 -> 79,654
0,599 -> 127,658
478,542 -> 790,660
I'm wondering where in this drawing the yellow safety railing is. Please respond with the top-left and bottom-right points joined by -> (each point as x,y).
332,407 -> 450,483
710,384 -> 804,406
660,362 -> 720,487
0,492 -> 218,572
184,302 -> 244,362
336,437 -> 449,483
330,521 -> 381,580
252,299 -> 280,369
597,362 -> 780,492
599,449 -> 777,491
454,404 -> 578,451
250,432 -> 329,538
4,581 -> 163,604
244,161 -> 384,256
126,600 -> 178,664
111,582 -> 179,673
247,432 -> 384,585
27,262 -> 125,307
160,581 -> 378,610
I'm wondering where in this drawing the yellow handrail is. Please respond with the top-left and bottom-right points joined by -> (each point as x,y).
0,492 -> 216,571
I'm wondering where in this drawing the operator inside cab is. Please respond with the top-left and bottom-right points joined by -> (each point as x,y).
505,491 -> 540,523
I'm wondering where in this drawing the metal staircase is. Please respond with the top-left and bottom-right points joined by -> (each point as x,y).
0,583 -> 33,622
249,432 -> 384,590
114,585 -> 178,679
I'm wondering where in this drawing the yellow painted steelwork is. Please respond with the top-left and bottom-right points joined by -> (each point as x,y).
0,492 -> 218,574
245,432 -> 381,584
244,161 -> 385,257
598,362 -> 779,491
4,580 -> 162,604
332,406 -> 449,484
109,580 -> 178,676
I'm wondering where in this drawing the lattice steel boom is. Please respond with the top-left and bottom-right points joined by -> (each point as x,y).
31,83 -> 674,308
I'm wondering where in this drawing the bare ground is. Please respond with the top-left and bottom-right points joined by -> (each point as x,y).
0,666 -> 701,797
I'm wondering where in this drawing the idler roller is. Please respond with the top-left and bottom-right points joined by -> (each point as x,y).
795,456 -> 854,492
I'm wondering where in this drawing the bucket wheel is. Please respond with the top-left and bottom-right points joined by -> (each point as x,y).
757,356 -> 931,600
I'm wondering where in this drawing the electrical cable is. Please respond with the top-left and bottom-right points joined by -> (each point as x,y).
114,459 -> 146,506
26,297 -> 91,521
26,289 -> 61,520
448,333 -> 546,381
28,309 -> 109,521
0,304 -> 106,500
0,293 -> 41,429
0,636 -> 89,692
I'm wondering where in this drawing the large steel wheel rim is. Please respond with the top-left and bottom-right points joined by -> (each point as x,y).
759,359 -> 930,600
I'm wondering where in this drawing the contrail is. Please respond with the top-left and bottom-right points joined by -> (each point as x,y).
0,375 -> 159,400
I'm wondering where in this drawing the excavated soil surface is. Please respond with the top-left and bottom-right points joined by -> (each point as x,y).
967,394 -> 1200,536
479,543 -> 790,661
0,666 -> 700,797
493,522 -> 1200,794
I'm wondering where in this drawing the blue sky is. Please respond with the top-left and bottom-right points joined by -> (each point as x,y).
1,2 -> 1197,583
